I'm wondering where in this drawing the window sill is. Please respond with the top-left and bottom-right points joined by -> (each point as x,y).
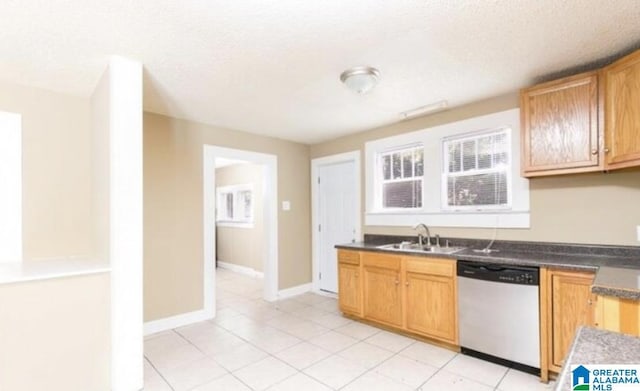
365,210 -> 530,228
216,221 -> 255,229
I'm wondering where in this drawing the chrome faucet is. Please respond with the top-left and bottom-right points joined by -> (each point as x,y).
413,223 -> 432,247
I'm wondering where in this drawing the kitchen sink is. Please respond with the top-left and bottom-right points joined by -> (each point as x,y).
376,242 -> 465,255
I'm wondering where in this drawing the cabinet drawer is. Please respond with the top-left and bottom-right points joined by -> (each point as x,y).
338,249 -> 360,265
362,252 -> 400,271
405,257 -> 454,277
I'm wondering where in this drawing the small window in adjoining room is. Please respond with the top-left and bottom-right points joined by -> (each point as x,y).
378,144 -> 424,209
442,128 -> 511,210
216,184 -> 253,226
238,190 -> 252,220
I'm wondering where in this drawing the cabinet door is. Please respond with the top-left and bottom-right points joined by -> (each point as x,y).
362,254 -> 402,327
549,271 -> 595,369
521,72 -> 601,176
603,50 -> 640,169
405,271 -> 457,343
338,263 -> 361,315
594,295 -> 640,337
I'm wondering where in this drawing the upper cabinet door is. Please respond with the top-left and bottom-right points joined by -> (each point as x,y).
520,71 -> 601,177
603,50 -> 640,169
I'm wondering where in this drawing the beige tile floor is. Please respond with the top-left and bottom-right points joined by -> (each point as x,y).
144,268 -> 556,390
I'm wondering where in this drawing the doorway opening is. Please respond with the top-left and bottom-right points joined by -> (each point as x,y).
311,151 -> 361,294
203,145 -> 278,318
214,157 -> 267,299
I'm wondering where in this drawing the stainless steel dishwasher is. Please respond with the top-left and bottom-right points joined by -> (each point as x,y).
457,260 -> 540,374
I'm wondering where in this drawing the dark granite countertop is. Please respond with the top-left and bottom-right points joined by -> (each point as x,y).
336,235 -> 640,300
555,327 -> 640,390
592,266 -> 640,301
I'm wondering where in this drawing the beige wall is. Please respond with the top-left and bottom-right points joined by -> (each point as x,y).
0,273 -> 111,391
0,80 -> 92,259
216,163 -> 265,272
310,92 -> 640,247
144,112 -> 310,321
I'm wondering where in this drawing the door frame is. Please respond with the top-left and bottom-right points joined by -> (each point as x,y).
311,150 -> 361,293
204,145 -> 279,307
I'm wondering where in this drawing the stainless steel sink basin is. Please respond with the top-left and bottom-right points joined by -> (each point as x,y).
376,242 -> 465,255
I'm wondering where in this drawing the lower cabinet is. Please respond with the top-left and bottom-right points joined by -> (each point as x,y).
595,295 -> 640,337
541,268 -> 596,378
337,250 -> 362,316
362,253 -> 403,328
343,251 -> 458,345
405,257 -> 458,345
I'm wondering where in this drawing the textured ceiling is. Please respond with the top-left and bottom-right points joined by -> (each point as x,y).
2,0 -> 640,144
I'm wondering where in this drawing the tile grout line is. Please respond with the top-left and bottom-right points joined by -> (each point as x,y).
335,346 -> 403,390
414,348 -> 460,390
143,355 -> 176,391
493,368 -> 510,391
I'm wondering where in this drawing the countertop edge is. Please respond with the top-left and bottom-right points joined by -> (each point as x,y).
555,326 -> 640,391
591,285 -> 640,301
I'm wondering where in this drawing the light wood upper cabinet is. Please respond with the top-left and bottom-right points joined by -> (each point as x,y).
602,49 -> 640,169
404,257 -> 458,344
362,253 -> 403,328
337,250 -> 361,316
520,71 -> 602,177
543,269 -> 596,372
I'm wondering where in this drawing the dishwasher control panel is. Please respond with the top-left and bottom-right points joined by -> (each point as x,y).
457,260 -> 539,286
498,273 -> 536,285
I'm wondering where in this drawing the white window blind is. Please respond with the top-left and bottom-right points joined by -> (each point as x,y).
442,128 -> 511,210
379,145 -> 423,209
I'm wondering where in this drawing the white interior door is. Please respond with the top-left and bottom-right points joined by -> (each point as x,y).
318,160 -> 357,293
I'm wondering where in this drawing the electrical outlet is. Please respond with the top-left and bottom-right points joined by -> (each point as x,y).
282,201 -> 291,211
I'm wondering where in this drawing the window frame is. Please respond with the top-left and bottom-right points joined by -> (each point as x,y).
364,109 -> 530,228
377,143 -> 424,211
441,127 -> 513,211
216,184 -> 254,228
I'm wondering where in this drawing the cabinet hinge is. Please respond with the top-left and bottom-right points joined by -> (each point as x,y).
318,224 -> 321,232
319,272 -> 322,280
317,177 -> 320,184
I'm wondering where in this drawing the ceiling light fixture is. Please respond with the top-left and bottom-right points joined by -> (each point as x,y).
400,100 -> 449,120
340,66 -> 380,94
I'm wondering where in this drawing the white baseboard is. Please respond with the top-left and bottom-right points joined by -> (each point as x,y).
144,309 -> 213,336
277,283 -> 312,299
217,260 -> 264,279
312,289 -> 338,299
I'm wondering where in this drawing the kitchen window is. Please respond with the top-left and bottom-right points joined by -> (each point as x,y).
365,109 -> 529,228
216,184 -> 253,227
442,128 -> 511,210
379,145 -> 424,209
